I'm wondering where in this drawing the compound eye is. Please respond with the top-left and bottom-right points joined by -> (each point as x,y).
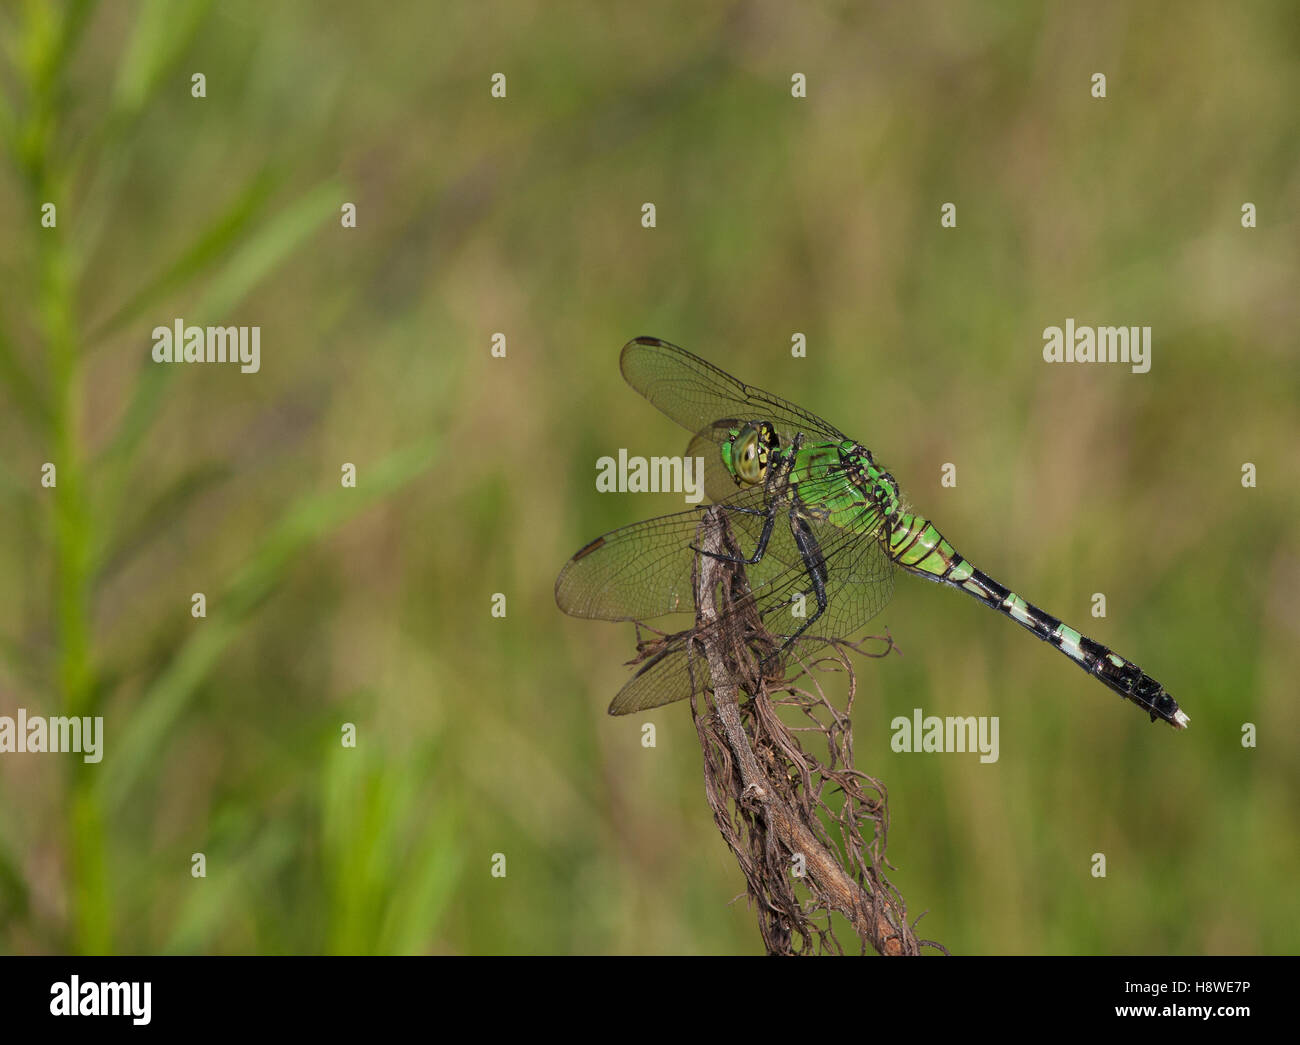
732,425 -> 766,485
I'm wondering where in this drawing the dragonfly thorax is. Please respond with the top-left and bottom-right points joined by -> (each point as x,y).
873,469 -> 901,516
841,445 -> 901,516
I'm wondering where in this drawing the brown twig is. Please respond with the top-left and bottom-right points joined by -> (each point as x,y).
688,505 -> 939,956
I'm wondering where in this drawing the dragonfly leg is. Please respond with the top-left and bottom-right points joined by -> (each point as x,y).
690,439 -> 797,566
690,502 -> 777,566
758,510 -> 830,674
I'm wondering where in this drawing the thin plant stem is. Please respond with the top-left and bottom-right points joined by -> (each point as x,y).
20,4 -> 109,955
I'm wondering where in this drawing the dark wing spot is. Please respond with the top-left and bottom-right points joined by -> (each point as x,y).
571,536 -> 606,561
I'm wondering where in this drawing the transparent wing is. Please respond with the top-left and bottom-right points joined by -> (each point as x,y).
606,524 -> 896,714
555,483 -> 793,621
558,475 -> 897,715
620,337 -> 847,448
556,468 -> 876,621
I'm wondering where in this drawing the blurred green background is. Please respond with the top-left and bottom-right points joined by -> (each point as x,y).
0,1 -> 1297,955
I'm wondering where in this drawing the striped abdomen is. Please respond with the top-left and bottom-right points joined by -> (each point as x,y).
885,512 -> 1187,728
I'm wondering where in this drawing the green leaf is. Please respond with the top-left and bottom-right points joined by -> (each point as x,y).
195,179 -> 342,318
92,460 -> 233,580
0,824 -> 31,929
87,169 -> 281,344
95,177 -> 341,534
72,0 -> 217,277
0,627 -> 41,691
161,819 -> 296,954
0,69 -> 14,159
376,797 -> 463,954
0,307 -> 49,432
100,436 -> 439,810
321,742 -> 463,954
111,0 -> 214,121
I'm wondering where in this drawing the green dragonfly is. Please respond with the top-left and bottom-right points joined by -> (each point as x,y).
556,337 -> 1188,729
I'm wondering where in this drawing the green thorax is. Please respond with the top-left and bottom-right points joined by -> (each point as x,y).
720,425 -> 964,581
785,440 -> 900,530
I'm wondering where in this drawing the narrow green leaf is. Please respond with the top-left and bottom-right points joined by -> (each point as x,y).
0,825 -> 31,928
95,177 -> 341,533
87,169 -> 280,343
161,823 -> 296,954
111,0 -> 214,120
0,628 -> 41,690
378,798 -> 463,954
52,0 -> 97,74
92,460 -> 233,580
70,0 -> 214,273
0,73 -> 15,158
100,437 -> 438,809
194,179 -> 342,318
0,306 -> 49,432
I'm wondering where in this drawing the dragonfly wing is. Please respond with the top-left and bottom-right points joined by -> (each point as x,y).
776,531 -> 896,647
608,632 -> 713,715
621,337 -> 847,447
745,506 -> 896,649
603,508 -> 898,715
556,511 -> 699,620
555,483 -> 802,621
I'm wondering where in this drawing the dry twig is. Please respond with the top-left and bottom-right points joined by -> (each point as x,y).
684,505 -> 944,956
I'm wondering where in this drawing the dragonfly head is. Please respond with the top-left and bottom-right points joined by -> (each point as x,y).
722,421 -> 780,486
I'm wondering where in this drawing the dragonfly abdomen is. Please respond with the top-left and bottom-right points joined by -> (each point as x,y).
886,512 -> 962,578
887,512 -> 1187,728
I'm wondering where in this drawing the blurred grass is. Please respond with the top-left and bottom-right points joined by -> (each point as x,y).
0,0 -> 1298,955
0,0 -> 441,953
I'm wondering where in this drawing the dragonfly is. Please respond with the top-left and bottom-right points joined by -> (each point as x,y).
556,337 -> 1188,729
